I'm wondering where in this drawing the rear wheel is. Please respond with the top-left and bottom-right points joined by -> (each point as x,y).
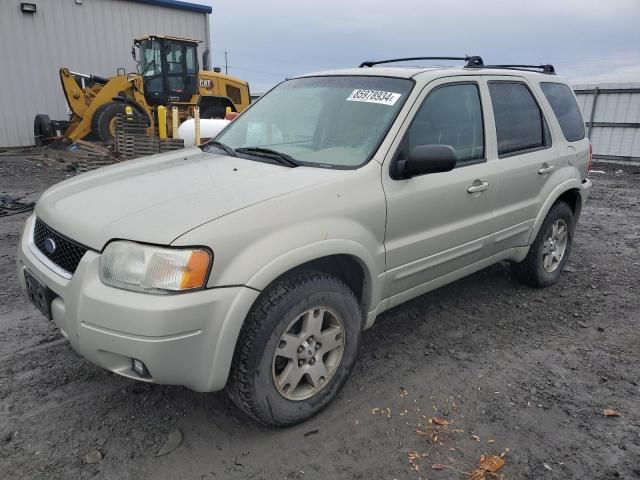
34,114 -> 53,146
511,201 -> 574,287
91,102 -> 125,142
227,271 -> 362,426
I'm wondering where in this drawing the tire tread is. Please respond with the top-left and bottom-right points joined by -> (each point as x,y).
227,270 -> 358,426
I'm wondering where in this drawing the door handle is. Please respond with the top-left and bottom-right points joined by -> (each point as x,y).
467,181 -> 489,194
538,164 -> 555,174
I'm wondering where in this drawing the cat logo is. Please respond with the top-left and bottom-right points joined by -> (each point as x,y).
199,79 -> 212,89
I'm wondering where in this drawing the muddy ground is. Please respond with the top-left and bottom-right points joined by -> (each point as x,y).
0,154 -> 639,480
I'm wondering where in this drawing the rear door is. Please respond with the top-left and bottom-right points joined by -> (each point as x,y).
382,77 -> 498,305
482,77 -> 559,253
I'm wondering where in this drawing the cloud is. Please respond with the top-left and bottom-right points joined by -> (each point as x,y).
199,0 -> 640,90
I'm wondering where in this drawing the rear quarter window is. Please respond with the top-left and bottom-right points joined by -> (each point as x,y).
540,82 -> 585,142
488,81 -> 550,156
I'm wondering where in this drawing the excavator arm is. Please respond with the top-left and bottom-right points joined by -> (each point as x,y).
59,68 -> 153,141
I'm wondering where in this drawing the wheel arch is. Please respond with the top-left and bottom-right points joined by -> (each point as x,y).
245,240 -> 379,325
258,254 -> 371,326
528,180 -> 583,245
209,248 -> 377,392
198,95 -> 237,117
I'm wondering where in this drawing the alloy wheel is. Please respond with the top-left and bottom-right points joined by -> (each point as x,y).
542,219 -> 568,273
271,306 -> 345,401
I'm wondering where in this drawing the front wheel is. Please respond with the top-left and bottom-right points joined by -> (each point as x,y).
511,201 -> 574,288
91,102 -> 125,142
227,271 -> 362,426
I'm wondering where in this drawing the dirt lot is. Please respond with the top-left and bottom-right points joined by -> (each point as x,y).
1,155 -> 639,480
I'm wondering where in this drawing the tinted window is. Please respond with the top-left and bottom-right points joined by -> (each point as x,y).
540,82 -> 585,142
408,83 -> 484,163
489,82 -> 548,156
226,84 -> 242,105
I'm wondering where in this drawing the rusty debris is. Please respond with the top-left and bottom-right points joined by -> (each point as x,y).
431,417 -> 449,426
466,454 -> 506,480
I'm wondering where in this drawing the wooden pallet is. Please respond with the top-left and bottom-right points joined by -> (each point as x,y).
76,156 -> 117,173
114,115 -> 184,159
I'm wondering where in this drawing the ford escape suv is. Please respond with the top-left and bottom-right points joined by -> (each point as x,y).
17,56 -> 592,426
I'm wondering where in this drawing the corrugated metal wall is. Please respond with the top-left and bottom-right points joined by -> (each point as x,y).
574,83 -> 640,162
0,0 -> 209,147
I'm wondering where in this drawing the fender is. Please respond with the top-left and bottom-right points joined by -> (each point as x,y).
527,178 -> 583,244
204,239 -> 380,390
245,238 -> 380,317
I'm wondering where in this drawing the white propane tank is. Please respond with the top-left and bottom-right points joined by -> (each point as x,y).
178,118 -> 230,147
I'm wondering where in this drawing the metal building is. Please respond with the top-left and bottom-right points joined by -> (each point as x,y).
0,0 -> 212,148
574,83 -> 640,163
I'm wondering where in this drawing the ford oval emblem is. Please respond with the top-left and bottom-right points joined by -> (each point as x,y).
43,237 -> 56,254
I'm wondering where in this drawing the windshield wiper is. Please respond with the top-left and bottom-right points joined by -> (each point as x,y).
205,141 -> 237,157
235,147 -> 300,167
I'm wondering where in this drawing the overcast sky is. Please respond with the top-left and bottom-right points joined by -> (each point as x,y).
198,0 -> 640,92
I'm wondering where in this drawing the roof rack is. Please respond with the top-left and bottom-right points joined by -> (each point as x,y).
478,64 -> 556,74
358,56 -> 484,68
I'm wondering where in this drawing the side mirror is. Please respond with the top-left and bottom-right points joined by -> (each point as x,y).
131,46 -> 137,61
393,144 -> 457,179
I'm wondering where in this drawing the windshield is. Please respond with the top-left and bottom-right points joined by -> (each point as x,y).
215,76 -> 413,168
139,40 -> 162,77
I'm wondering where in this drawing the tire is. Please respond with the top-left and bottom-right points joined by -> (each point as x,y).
91,102 -> 125,142
34,114 -> 52,146
227,271 -> 362,426
511,201 -> 574,288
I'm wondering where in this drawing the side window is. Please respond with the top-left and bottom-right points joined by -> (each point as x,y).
185,46 -> 197,75
407,83 -> 484,164
488,82 -> 549,156
226,84 -> 242,105
540,82 -> 585,142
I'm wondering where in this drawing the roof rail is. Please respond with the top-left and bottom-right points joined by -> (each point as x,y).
479,64 -> 556,74
358,56 -> 484,68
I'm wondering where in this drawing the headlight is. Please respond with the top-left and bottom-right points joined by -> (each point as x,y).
99,241 -> 212,294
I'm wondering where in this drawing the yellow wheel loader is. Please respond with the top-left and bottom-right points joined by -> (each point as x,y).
34,35 -> 250,145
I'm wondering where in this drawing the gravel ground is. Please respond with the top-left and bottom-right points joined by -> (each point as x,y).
1,155 -> 639,480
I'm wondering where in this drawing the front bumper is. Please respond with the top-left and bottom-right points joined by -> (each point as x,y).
17,215 -> 259,392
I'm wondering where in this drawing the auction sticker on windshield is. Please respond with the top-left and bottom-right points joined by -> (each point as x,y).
347,89 -> 401,106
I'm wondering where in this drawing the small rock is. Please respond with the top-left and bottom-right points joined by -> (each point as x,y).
156,428 -> 183,457
563,266 -> 577,273
83,448 -> 103,464
448,350 -> 471,361
577,321 -> 589,328
597,326 -> 605,332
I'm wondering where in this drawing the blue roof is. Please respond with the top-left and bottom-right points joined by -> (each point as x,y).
129,0 -> 212,14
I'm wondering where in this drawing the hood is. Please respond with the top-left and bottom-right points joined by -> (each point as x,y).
36,148 -> 343,250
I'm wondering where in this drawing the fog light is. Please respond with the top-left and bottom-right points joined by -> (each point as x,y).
132,358 -> 150,377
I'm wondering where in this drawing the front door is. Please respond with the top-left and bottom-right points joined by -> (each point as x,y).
382,78 -> 498,305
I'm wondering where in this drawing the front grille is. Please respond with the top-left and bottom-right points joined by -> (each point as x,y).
33,218 -> 89,275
